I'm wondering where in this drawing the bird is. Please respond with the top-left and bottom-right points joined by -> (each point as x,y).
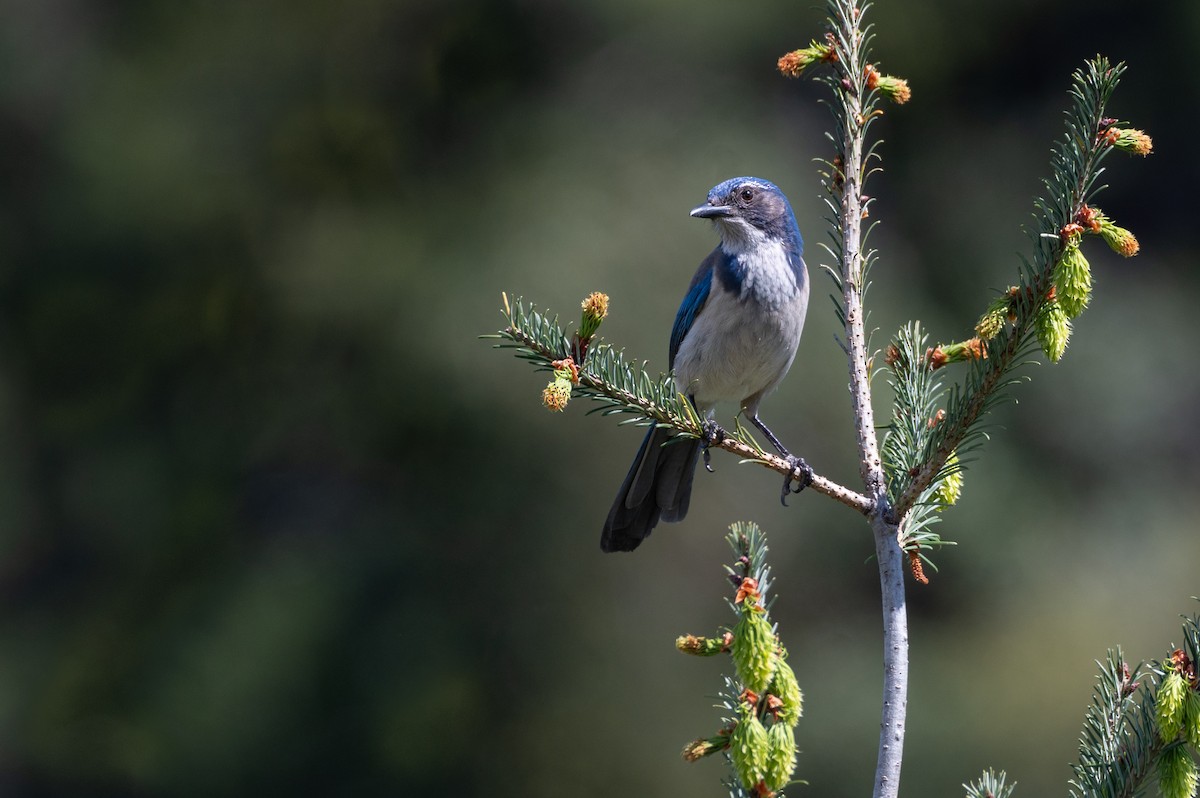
601,176 -> 812,553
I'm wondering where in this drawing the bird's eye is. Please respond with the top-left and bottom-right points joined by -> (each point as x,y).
740,188 -> 754,202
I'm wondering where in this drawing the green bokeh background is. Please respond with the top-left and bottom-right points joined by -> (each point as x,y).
1,1 -> 1196,795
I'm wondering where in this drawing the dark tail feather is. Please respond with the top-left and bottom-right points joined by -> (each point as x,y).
601,427 -> 702,552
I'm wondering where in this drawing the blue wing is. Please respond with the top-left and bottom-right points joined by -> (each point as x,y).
669,251 -> 718,369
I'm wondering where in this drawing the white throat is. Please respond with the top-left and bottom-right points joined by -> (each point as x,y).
715,217 -> 771,256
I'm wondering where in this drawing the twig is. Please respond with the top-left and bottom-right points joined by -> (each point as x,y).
719,442 -> 873,516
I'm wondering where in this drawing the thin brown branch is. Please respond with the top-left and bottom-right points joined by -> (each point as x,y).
503,323 -> 874,515
716,439 -> 873,515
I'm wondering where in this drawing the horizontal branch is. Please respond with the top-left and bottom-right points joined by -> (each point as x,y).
714,437 -> 873,515
498,320 -> 873,516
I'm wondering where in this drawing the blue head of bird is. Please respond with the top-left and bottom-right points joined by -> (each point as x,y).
689,177 -> 803,256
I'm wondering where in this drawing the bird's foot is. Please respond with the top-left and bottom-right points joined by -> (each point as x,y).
781,455 -> 814,506
701,420 -> 726,473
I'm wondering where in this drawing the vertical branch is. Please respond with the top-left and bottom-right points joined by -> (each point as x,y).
833,30 -> 884,500
824,3 -> 908,796
869,512 -> 908,798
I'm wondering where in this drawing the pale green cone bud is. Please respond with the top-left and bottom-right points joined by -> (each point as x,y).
1053,241 -> 1092,318
732,603 -> 777,694
729,706 -> 770,790
934,450 -> 963,506
1036,301 -> 1071,363
1186,685 -> 1200,750
764,721 -> 798,791
1157,743 -> 1198,798
1157,670 -> 1188,742
769,657 -> 804,726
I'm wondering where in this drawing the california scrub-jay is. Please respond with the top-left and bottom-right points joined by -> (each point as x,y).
601,177 -> 811,553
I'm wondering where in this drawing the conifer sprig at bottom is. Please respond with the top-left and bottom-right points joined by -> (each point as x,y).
677,523 -> 804,798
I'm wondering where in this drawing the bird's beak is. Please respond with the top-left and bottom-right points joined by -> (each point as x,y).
690,203 -> 735,219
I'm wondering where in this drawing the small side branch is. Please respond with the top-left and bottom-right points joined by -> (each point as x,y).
890,58 -> 1132,520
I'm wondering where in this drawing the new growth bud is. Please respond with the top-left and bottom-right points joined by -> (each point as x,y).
1157,669 -> 1188,742
769,656 -> 804,726
864,64 -> 911,104
680,524 -> 802,793
1052,236 -> 1092,318
777,40 -> 836,78
681,738 -> 715,762
1102,224 -> 1140,258
729,705 -> 770,789
578,291 -> 609,340
1105,126 -> 1154,156
975,301 -> 1008,341
934,450 -> 963,506
571,292 -> 610,364
732,598 -> 778,694
676,634 -> 729,656
927,338 -> 987,370
1092,211 -> 1140,258
764,721 -> 798,792
1186,686 -> 1200,750
1036,301 -> 1071,363
1157,742 -> 1198,798
681,731 -> 730,762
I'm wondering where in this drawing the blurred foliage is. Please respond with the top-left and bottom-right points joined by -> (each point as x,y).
0,1 -> 1196,796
